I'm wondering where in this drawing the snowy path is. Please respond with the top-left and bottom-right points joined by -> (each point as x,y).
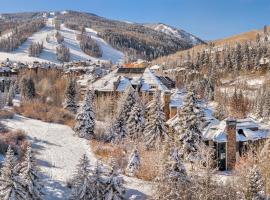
1,115 -> 153,199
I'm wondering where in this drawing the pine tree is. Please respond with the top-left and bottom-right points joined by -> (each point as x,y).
74,89 -> 95,139
104,167 -> 125,200
144,90 -> 168,149
69,154 -> 94,200
0,146 -> 29,200
177,89 -> 203,163
16,145 -> 43,200
125,148 -> 140,177
108,86 -> 136,142
156,148 -> 190,200
20,77 -> 36,100
27,78 -> 36,100
247,166 -> 266,200
126,97 -> 145,141
64,78 -> 78,114
90,161 -> 107,199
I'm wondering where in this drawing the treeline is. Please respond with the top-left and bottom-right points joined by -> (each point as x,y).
57,11 -> 191,61
28,42 -> 43,57
0,19 -> 45,52
77,30 -> 102,58
56,44 -> 70,62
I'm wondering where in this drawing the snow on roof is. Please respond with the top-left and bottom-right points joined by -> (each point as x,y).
93,68 -> 170,92
92,69 -> 118,90
117,77 -> 132,91
150,65 -> 161,70
141,68 -> 169,92
169,89 -> 186,108
203,118 -> 269,142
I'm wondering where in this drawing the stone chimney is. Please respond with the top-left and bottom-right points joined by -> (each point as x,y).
163,91 -> 171,121
226,118 -> 237,170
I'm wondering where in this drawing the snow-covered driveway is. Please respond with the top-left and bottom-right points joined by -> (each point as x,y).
1,115 -> 152,200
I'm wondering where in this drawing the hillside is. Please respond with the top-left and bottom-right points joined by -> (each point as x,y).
153,27 -> 266,67
55,10 -> 200,60
0,10 -> 205,63
0,14 -> 124,64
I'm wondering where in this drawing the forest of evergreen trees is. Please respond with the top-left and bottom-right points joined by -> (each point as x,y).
0,19 -> 45,52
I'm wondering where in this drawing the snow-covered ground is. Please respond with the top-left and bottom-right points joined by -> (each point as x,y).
1,115 -> 152,200
0,17 -> 124,64
85,28 -> 124,64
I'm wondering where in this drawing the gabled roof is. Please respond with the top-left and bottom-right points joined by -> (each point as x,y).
93,68 -> 170,92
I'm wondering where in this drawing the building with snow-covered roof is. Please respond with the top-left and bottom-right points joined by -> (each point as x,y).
92,66 -> 175,120
168,114 -> 269,171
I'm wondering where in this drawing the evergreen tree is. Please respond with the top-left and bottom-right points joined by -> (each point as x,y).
144,90 -> 168,149
74,89 -> 95,139
69,154 -> 94,200
156,148 -> 190,200
125,148 -> 140,177
247,166 -> 266,200
64,78 -> 78,114
108,86 -> 136,142
20,77 -> 36,100
0,146 -> 29,200
16,145 -> 43,200
126,96 -> 145,141
177,89 -> 203,163
104,167 -> 125,200
90,161 -> 107,199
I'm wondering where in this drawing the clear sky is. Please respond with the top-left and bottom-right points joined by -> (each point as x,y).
0,0 -> 269,40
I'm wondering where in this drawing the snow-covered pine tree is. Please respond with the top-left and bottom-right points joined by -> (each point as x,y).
155,148 -> 190,200
144,90 -> 168,149
63,78 -> 77,114
69,154 -> 94,200
246,166 -> 266,200
0,146 -> 29,200
104,166 -> 125,200
108,86 -> 136,142
16,145 -> 43,200
126,95 -> 145,141
177,88 -> 203,163
125,148 -> 140,177
0,146 -> 16,178
90,161 -> 107,199
74,89 -> 95,139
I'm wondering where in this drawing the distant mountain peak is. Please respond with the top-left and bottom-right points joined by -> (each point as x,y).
144,23 -> 205,46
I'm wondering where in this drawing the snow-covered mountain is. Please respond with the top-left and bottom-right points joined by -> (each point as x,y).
144,23 -> 205,45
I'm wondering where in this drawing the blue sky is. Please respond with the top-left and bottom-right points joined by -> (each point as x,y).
0,0 -> 269,40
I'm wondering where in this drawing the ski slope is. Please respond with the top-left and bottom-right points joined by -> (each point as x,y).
0,17 -> 124,64
1,115 -> 152,200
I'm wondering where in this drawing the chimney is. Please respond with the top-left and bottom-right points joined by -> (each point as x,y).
226,118 -> 237,170
163,91 -> 171,121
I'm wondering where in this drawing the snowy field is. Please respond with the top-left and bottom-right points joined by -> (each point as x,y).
0,17 -> 124,64
1,115 -> 152,200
